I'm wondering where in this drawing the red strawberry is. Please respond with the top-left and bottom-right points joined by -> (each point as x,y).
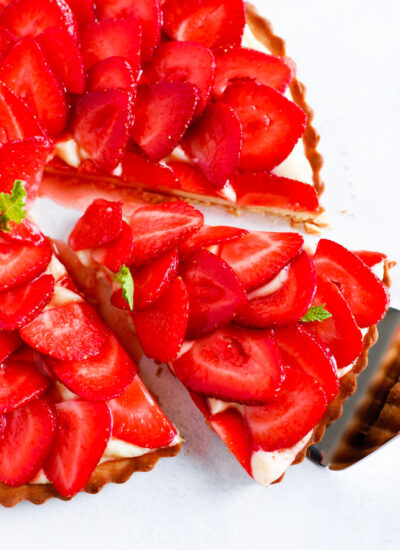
0,273 -> 55,330
1,218 -> 46,246
87,56 -> 136,94
0,238 -> 52,292
128,201 -> 204,265
0,331 -> 22,363
44,400 -> 112,497
81,17 -> 141,76
0,38 -> 68,136
172,325 -> 284,404
163,0 -> 245,49
235,251 -> 317,328
314,239 -> 389,328
91,220 -> 134,273
214,46 -> 295,98
141,40 -> 215,115
0,25 -> 16,61
71,89 -> 133,172
96,0 -> 161,62
0,414 -> 4,434
20,303 -> 109,361
181,249 -> 246,338
167,160 -> 217,196
0,398 -> 56,486
353,250 -> 387,268
64,0 -> 94,28
48,333 -> 137,401
244,366 -> 327,451
69,199 -> 123,251
133,276 -> 189,362
220,231 -> 304,291
181,101 -> 242,189
8,345 -> 37,364
109,377 -> 177,448
0,359 -> 50,413
307,274 -> 363,369
121,149 -> 180,190
274,325 -> 339,401
180,225 -> 248,260
223,81 -> 307,171
131,82 -> 198,161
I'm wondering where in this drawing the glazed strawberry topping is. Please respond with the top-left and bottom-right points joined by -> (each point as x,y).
179,225 -> 248,260
92,220 -> 134,273
0,330 -> 22,363
87,56 -> 136,94
0,238 -> 52,291
64,0 -> 95,29
0,25 -> 16,61
0,359 -> 50,413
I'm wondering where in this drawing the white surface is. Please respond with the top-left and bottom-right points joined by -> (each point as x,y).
4,0 -> 400,548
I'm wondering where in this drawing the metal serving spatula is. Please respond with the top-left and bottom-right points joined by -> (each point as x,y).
309,307 -> 400,470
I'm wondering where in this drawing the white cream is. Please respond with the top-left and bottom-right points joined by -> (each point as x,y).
207,398 -> 244,416
45,255 -> 68,282
54,139 -> 81,168
247,265 -> 290,300
218,182 -> 237,203
46,285 -> 84,309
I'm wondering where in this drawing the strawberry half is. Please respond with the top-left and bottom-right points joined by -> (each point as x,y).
64,0 -> 95,28
172,325 -> 284,404
220,231 -> 304,291
179,225 -> 248,260
314,239 -> 389,327
0,331 -> 22,363
0,359 -> 50,413
223,81 -> 307,172
92,220 -> 134,273
0,398 -> 56,486
109,377 -> 177,448
131,82 -> 198,161
181,249 -> 246,338
0,25 -> 16,62
235,251 -> 317,328
1,218 -> 46,246
167,160 -> 218,196
133,276 -> 189,362
20,303 -> 109,361
44,400 -> 112,497
163,0 -> 245,49
121,149 -> 180,190
181,101 -> 242,189
87,56 -> 136,94
244,366 -> 327,451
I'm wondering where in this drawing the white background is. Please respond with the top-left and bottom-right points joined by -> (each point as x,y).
3,1 -> 400,548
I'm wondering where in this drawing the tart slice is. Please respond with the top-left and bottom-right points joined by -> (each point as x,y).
0,188 -> 181,507
58,199 -> 391,486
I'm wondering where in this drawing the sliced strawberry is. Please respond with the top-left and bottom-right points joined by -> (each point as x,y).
8,345 -> 38,364
128,201 -> 204,265
181,101 -> 241,189
0,359 -> 50,413
0,273 -> 54,330
133,276 -> 189,362
69,199 -> 123,251
0,25 -> 16,61
235,251 -> 317,328
180,225 -> 248,260
37,26 -> 85,94
0,331 -> 22,363
172,325 -> 284,404
0,238 -> 52,291
20,303 -> 108,361
1,218 -> 46,246
96,0 -> 161,62
71,89 -> 133,172
0,37 -> 68,136
163,0 -> 245,49
220,231 -> 304,291
141,40 -> 215,115
181,249 -> 246,338
131,82 -> 198,161
245,366 -> 327,451
109,376 -> 177,448
87,56 -> 136,94
167,160 -> 217,196
0,398 -> 56,486
121,149 -> 180,190
274,325 -> 339,401
81,17 -> 141,76
64,0 -> 94,28
91,220 -> 134,273
44,400 -> 112,497
48,333 -> 137,401
307,274 -> 363,369
223,81 -> 307,172
314,239 -> 389,328
353,250 -> 387,268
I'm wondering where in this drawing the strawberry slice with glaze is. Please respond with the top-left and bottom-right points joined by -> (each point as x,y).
44,400 -> 112,497
214,46 -> 295,98
163,0 -> 245,49
167,161 -> 217,196
180,225 -> 248,260
235,251 -> 317,328
0,331 -> 22,363
274,324 -> 339,401
353,250 -> 387,268
181,249 -> 246,338
244,366 -> 327,451
172,325 -> 285,404
314,239 -> 389,327
0,398 -> 56,486
0,359 -> 51,413
131,82 -> 198,162
0,25 -> 16,61
133,276 -> 189,362
1,218 -> 46,246
181,101 -> 242,189
141,40 -> 216,115
0,273 -> 55,330
64,0 -> 95,28
20,303 -> 109,361
220,231 -> 304,291
92,220 -> 134,273
223,81 -> 307,172
121,149 -> 180,190
87,56 -> 136,94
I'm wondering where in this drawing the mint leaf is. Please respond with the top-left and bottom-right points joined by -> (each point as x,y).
0,180 -> 27,232
301,304 -> 332,323
112,265 -> 134,310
